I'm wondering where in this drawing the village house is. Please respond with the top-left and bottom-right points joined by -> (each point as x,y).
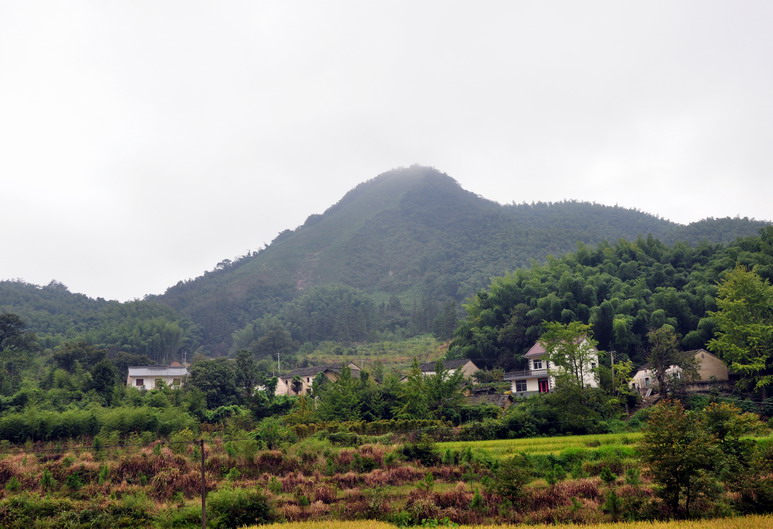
126,363 -> 188,390
504,337 -> 600,397
275,362 -> 361,396
630,348 -> 730,395
419,358 -> 480,379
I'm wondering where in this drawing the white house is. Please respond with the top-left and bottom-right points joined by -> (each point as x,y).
504,337 -> 600,397
127,364 -> 188,390
630,349 -> 730,394
275,362 -> 361,396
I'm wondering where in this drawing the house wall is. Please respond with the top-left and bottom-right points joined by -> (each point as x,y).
127,375 -> 183,390
695,351 -> 729,381
458,362 -> 479,378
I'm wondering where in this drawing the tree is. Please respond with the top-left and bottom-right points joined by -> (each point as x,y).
423,360 -> 466,422
187,358 -> 239,409
316,366 -> 362,421
708,266 -> 773,396
540,321 -> 599,389
89,359 -> 118,403
395,359 -> 430,419
638,401 -> 718,517
0,313 -> 28,349
235,350 -> 259,400
646,325 -> 696,397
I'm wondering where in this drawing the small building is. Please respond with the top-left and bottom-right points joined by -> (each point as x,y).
275,362 -> 361,396
630,349 -> 730,394
127,365 -> 188,390
504,337 -> 600,397
419,359 -> 480,379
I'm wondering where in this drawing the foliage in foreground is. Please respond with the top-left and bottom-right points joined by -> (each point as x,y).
251,514 -> 773,529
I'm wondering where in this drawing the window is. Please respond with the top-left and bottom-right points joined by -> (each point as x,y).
514,380 -> 527,392
172,378 -> 181,386
135,378 -> 144,387
532,359 -> 543,370
591,362 -> 597,370
155,379 -> 163,388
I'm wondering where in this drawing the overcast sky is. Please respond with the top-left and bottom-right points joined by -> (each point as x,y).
1,1 -> 771,302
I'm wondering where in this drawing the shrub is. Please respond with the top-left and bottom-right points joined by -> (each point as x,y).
400,440 -> 440,467
206,487 -> 275,528
489,455 -> 531,503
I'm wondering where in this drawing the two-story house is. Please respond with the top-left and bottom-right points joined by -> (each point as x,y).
504,337 -> 600,397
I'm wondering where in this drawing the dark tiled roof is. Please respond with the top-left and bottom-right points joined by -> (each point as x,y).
524,336 -> 591,357
419,358 -> 473,372
282,363 -> 360,378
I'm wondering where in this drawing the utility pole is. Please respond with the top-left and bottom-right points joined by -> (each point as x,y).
610,350 -> 616,396
200,439 -> 207,529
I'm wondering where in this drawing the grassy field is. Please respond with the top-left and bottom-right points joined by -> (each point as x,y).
438,432 -> 643,457
250,514 -> 773,529
304,335 -> 445,371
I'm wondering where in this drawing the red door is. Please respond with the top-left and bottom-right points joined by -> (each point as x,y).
538,378 -> 550,393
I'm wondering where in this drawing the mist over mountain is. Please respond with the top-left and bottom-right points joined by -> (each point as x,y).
1,165 -> 768,355
149,165 -> 767,350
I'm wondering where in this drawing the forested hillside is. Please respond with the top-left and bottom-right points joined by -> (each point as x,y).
450,227 -> 773,369
0,280 -> 199,364
155,166 -> 769,351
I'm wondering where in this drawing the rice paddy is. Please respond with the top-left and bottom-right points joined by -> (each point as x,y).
438,431 -> 643,457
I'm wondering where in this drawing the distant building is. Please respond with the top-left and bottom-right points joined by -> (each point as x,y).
630,349 -> 730,394
275,362 -> 361,396
419,359 -> 480,378
504,337 -> 599,397
127,364 -> 188,390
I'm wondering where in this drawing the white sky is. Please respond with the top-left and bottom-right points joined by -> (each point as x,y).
1,1 -> 772,302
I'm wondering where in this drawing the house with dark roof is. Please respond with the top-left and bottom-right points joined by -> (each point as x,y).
275,362 -> 361,396
504,337 -> 599,397
419,359 -> 480,379
126,364 -> 188,390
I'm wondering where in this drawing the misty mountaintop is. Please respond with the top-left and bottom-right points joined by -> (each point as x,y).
1,165 -> 768,355
150,165 -> 767,349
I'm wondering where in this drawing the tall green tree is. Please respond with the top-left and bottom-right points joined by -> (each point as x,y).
646,325 -> 696,397
187,358 -> 239,409
423,360 -> 466,423
708,266 -> 773,396
316,366 -> 362,421
638,401 -> 719,518
540,321 -> 599,389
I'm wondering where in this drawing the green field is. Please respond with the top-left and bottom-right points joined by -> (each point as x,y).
304,334 -> 445,371
438,432 -> 643,457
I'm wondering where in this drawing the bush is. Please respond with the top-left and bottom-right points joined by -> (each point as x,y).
489,455 -> 531,502
206,487 -> 275,528
400,440 -> 440,467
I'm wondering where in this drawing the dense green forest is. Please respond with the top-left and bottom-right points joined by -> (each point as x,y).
1,166 -> 769,362
154,166 -> 769,352
450,227 -> 773,370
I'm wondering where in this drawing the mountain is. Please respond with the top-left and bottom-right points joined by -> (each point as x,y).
153,165 -> 769,351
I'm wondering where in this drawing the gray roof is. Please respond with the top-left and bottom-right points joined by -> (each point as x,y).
127,366 -> 189,377
420,359 -> 475,372
282,363 -> 361,379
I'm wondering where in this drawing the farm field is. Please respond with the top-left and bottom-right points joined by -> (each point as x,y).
438,432 -> 643,457
304,335 -> 445,372
250,513 -> 773,529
